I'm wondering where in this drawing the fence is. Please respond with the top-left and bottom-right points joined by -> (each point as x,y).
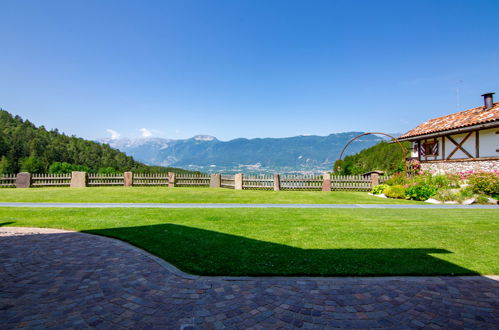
243,174 -> 274,190
1,171 -> 387,191
133,173 -> 169,186
379,175 -> 390,184
221,174 -> 235,189
176,173 -> 210,187
31,173 -> 71,187
0,174 -> 16,188
330,175 -> 371,191
88,173 -> 124,186
281,175 -> 323,190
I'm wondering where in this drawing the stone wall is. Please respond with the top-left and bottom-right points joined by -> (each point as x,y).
420,159 -> 499,174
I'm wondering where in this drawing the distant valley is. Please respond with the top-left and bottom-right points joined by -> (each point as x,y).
100,133 -> 386,174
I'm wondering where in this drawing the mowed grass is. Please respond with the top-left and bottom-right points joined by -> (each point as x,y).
1,207 -> 497,276
0,187 -> 422,204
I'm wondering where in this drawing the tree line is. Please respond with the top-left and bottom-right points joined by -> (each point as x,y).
333,141 -> 411,175
0,109 -> 197,175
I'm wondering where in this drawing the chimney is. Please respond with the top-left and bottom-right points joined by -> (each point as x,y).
481,92 -> 495,110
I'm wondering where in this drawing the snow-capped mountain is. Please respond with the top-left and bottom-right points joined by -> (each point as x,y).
99,132 -> 384,174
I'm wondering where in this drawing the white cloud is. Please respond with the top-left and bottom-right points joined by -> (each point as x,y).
106,129 -> 121,140
139,128 -> 153,137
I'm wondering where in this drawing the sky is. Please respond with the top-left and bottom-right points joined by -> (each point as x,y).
1,0 -> 498,141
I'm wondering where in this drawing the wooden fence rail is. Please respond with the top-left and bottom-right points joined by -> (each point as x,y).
2,171 -> 387,191
176,173 -> 210,187
330,175 -> 371,191
221,174 -> 235,189
243,175 -> 274,190
88,173 -> 124,186
280,175 -> 323,190
133,173 -> 169,186
31,173 -> 71,187
379,175 -> 390,185
0,174 -> 16,188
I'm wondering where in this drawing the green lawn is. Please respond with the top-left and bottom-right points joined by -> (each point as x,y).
1,207 -> 497,276
0,187 -> 421,204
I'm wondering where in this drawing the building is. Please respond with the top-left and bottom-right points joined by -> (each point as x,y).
398,93 -> 498,173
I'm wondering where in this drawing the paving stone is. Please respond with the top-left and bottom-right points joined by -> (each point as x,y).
1,227 -> 498,329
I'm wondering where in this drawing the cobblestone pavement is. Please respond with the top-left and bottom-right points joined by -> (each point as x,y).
1,227 -> 498,329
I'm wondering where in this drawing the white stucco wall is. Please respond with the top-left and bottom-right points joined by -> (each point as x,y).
436,136 -> 443,158
444,132 -> 476,159
479,127 -> 498,157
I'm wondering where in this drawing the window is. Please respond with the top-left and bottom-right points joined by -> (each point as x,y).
423,141 -> 438,156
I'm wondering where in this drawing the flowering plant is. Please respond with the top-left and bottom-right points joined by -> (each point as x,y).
459,170 -> 499,181
407,159 -> 422,175
458,170 -> 474,180
468,172 -> 499,195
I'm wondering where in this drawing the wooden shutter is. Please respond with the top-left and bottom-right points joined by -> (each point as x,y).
420,143 -> 426,157
432,141 -> 439,156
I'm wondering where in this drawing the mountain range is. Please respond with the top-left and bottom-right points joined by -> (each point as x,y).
100,133 -> 387,174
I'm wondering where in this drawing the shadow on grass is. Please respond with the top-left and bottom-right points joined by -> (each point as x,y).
0,222 -> 15,227
84,224 -> 478,276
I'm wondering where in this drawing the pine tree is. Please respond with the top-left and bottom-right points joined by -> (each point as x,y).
0,109 -> 195,174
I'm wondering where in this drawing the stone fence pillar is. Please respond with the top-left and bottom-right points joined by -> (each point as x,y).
273,174 -> 280,191
16,172 -> 31,188
70,171 -> 87,188
234,173 -> 243,190
371,173 -> 380,188
322,172 -> 331,192
168,172 -> 176,187
210,174 -> 221,188
124,172 -> 133,186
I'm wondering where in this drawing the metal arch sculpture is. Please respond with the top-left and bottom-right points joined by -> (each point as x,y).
335,132 -> 408,173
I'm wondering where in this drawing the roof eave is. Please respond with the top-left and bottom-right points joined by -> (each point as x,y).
398,121 -> 499,142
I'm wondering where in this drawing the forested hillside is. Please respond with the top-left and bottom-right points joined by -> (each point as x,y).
334,141 -> 411,175
0,110 -> 193,174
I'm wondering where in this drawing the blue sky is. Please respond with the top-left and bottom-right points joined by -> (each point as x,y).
1,0 -> 498,141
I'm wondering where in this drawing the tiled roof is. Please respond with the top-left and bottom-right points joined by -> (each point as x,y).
400,102 -> 499,139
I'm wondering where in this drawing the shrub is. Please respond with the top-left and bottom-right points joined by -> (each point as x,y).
446,173 -> 462,188
476,194 -> 490,204
385,173 -> 410,186
409,173 -> 426,185
403,172 -> 463,190
459,186 -> 475,199
405,184 -> 437,201
371,184 -> 388,195
433,186 -> 479,204
431,175 -> 451,189
417,174 -> 460,189
49,162 -> 92,174
433,190 -> 460,202
468,172 -> 499,196
384,185 -> 406,199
